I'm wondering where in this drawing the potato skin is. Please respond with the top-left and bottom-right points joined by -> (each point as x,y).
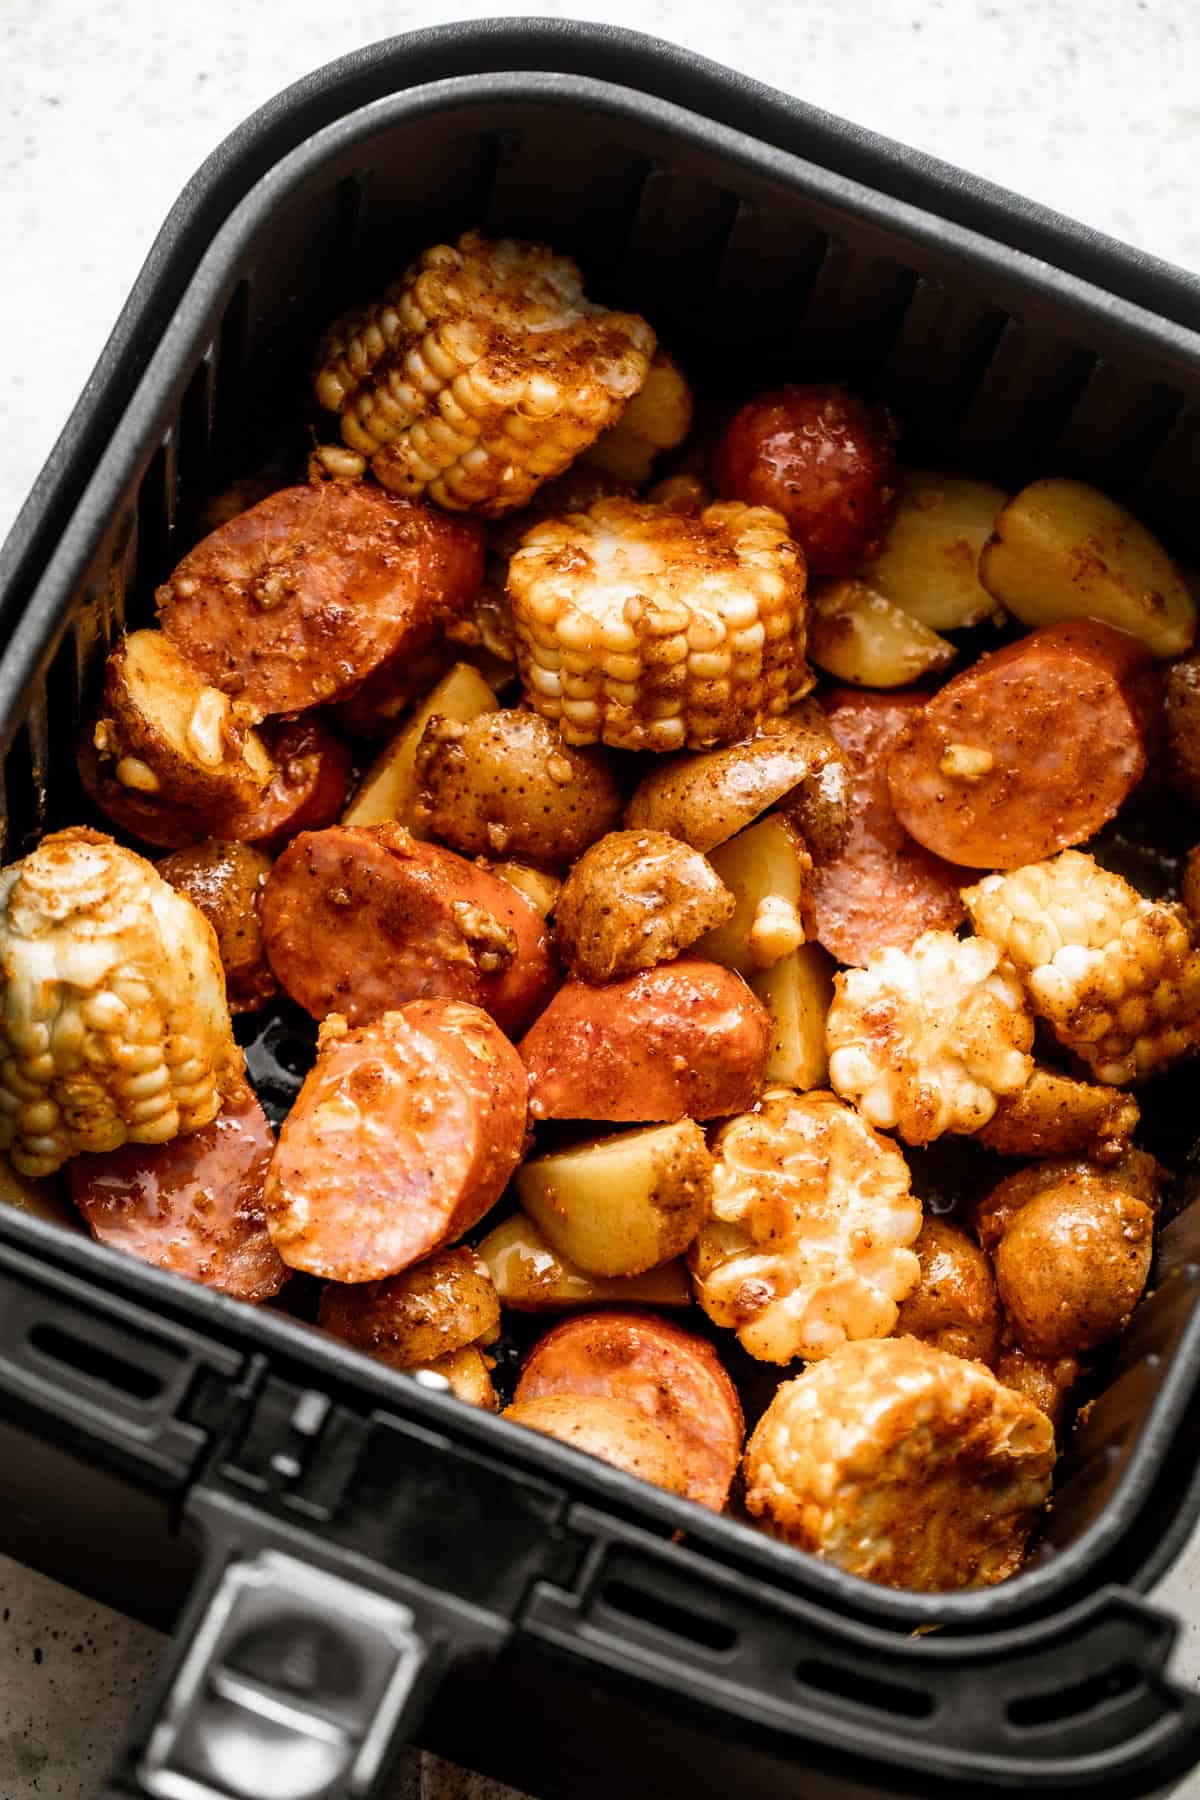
714,384 -> 897,575
554,830 -> 733,983
893,1219 -> 1000,1365
624,703 -> 851,860
414,708 -> 623,865
993,1174 -> 1153,1357
505,1393 -> 689,1495
419,1344 -> 499,1410
317,1245 -> 501,1368
158,840 -> 276,1013
975,1069 -> 1139,1165
994,1346 -> 1080,1432
1166,654 -> 1200,806
476,1212 -> 694,1311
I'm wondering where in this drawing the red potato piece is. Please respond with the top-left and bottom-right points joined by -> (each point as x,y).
886,621 -> 1157,869
519,958 -> 770,1122
66,1082 -> 287,1301
261,823 -> 558,1036
514,1309 -> 744,1509
713,384 -> 897,576
813,690 -> 968,964
79,714 -> 351,853
263,1002 -> 527,1281
157,485 -> 485,720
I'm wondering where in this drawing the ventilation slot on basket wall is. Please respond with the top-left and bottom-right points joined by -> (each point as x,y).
599,1580 -> 738,1655
794,1658 -> 936,1721
28,1322 -> 165,1403
1006,1661 -> 1141,1730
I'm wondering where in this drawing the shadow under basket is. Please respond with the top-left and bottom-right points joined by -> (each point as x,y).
3,19 -> 1200,1800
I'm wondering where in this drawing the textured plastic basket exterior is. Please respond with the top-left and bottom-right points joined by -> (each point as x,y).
3,22 -> 1200,1800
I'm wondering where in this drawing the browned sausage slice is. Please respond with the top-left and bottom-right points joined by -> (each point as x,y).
886,622 -> 1157,868
518,958 -> 769,1122
263,1002 -> 527,1281
261,823 -> 558,1036
514,1309 -> 744,1509
66,1082 -> 287,1301
812,689 -> 968,964
157,485 -> 484,718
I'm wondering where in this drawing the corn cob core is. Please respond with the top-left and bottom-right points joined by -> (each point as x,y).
0,829 -> 241,1176
314,231 -> 656,517
689,1087 -> 922,1364
826,929 -> 1035,1144
507,497 -> 811,751
964,850 -> 1200,1084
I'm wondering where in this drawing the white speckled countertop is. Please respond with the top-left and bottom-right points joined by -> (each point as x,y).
2,2 -> 1200,1796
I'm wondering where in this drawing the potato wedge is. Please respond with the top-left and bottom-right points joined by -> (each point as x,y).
554,830 -> 733,982
979,478 -> 1196,657
516,1120 -> 712,1278
0,1156 -> 79,1230
808,578 -> 956,688
487,861 -> 562,919
90,630 -> 272,813
342,662 -> 497,829
416,1345 -> 499,1411
477,1213 -> 693,1311
624,702 -> 851,858
414,707 -> 623,865
317,1245 -> 500,1368
582,350 -> 694,485
749,942 -> 835,1090
862,469 -> 1008,629
695,815 -> 812,976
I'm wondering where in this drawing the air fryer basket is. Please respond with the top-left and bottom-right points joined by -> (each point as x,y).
4,22 -> 1200,1800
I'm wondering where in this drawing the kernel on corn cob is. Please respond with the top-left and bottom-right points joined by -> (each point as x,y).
314,231 -> 656,517
507,496 -> 811,752
964,850 -> 1200,1084
0,829 -> 241,1177
826,930 -> 1035,1144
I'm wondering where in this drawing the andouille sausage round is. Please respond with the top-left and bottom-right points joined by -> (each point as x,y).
518,958 -> 770,1122
66,1081 -> 287,1301
261,823 -> 559,1036
812,689 -> 967,964
514,1309 -> 745,1509
157,485 -> 484,719
263,1002 -> 527,1282
886,621 -> 1157,869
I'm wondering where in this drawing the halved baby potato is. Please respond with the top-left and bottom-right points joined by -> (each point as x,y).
317,1245 -> 500,1369
415,1344 -> 499,1411
554,830 -> 733,983
342,661 -> 497,828
808,578 -> 956,688
861,469 -> 1008,629
749,941 -> 836,1091
515,1120 -> 712,1278
581,350 -> 694,485
979,477 -> 1196,657
476,1213 -> 693,1311
90,630 -> 272,814
695,815 -> 812,976
487,861 -> 563,919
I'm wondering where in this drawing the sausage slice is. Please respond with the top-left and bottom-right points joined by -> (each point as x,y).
886,621 -> 1157,868
261,824 -> 558,1036
514,1310 -> 744,1509
263,1002 -> 527,1282
157,485 -> 484,719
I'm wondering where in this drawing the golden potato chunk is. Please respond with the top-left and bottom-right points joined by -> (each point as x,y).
516,1120 -> 712,1278
689,1088 -> 921,1363
994,1346 -> 1081,1434
979,477 -> 1195,657
342,662 -> 498,829
485,861 -> 562,919
158,840 -> 276,1014
859,469 -> 1008,629
553,830 -> 733,983
975,1068 -> 1139,1164
696,815 -> 813,976
624,704 -> 851,859
582,350 -> 694,484
748,943 -> 836,1092
743,1337 -> 1054,1590
808,578 -> 955,687
0,1156 -> 78,1230
416,1345 -> 499,1411
415,708 -> 623,865
476,1212 -> 693,1311
317,1246 -> 500,1369
893,1219 -> 1000,1365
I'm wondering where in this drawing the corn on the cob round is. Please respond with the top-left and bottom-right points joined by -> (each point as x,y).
964,850 -> 1200,1084
826,929 -> 1035,1143
314,231 -> 656,517
507,496 -> 811,751
0,829 -> 241,1176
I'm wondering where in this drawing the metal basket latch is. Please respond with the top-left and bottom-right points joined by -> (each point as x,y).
128,1549 -> 426,1800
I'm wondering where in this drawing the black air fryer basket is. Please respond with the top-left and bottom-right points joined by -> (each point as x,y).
4,22 -> 1200,1800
